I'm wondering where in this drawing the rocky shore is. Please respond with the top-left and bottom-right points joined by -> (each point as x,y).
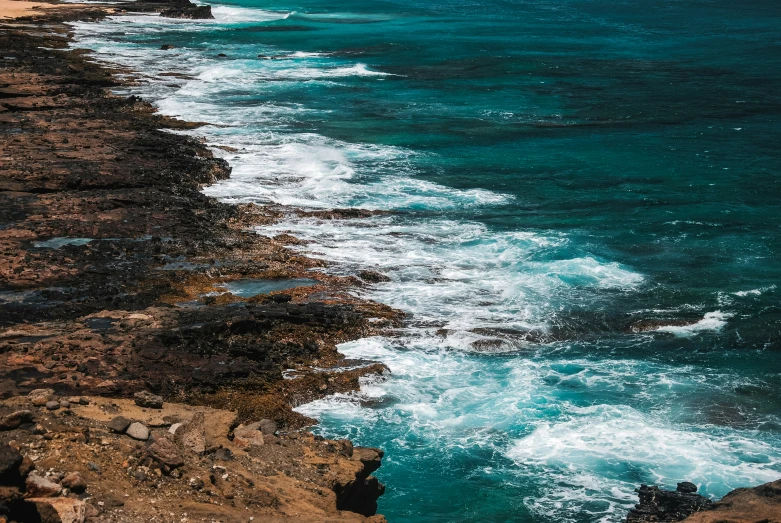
1,1 -> 400,521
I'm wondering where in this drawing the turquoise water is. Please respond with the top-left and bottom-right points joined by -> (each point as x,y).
72,1 -> 781,521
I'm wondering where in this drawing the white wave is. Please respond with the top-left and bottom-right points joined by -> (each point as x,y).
655,311 -> 730,336
733,285 -> 776,297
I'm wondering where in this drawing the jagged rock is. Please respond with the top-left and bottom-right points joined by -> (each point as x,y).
160,5 -> 214,19
258,419 -> 278,435
678,478 -> 781,523
45,401 -> 59,411
175,412 -> 206,454
0,444 -> 24,485
233,423 -> 264,448
107,416 -> 131,433
0,410 -> 34,431
626,483 -> 712,523
677,482 -> 698,494
126,422 -> 150,441
25,471 -> 62,497
28,497 -> 86,523
29,389 -> 55,407
134,391 -> 163,409
358,270 -> 391,283
146,436 -> 184,468
61,472 -> 87,494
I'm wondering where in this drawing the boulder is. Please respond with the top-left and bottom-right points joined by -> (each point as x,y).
25,471 -> 62,497
61,472 -> 87,494
626,483 -> 712,523
27,497 -> 86,523
0,444 -> 24,485
146,436 -> 184,468
258,419 -> 278,435
107,416 -> 131,433
174,412 -> 207,454
29,389 -> 55,407
126,422 -> 149,441
233,423 -> 264,448
0,410 -> 34,431
133,391 -> 163,409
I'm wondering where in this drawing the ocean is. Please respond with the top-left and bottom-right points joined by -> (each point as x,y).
71,0 -> 781,521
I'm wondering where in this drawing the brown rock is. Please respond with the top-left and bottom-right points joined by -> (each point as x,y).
233,424 -> 264,448
0,410 -> 33,431
133,391 -> 163,409
175,412 -> 207,454
25,471 -> 62,497
107,416 -> 131,433
0,445 -> 24,485
29,389 -> 55,407
28,497 -> 86,523
61,472 -> 87,494
146,436 -> 184,468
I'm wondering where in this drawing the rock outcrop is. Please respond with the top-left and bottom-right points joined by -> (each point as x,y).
626,483 -> 713,522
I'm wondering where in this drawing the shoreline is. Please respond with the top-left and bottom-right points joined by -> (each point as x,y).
0,1 -> 401,521
2,2 -> 780,523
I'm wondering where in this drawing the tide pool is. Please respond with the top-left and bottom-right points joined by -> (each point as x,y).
71,0 -> 781,521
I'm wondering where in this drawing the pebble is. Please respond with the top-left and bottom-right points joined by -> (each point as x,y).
61,471 -> 87,493
45,401 -> 59,411
107,416 -> 131,433
59,400 -> 70,409
134,391 -> 163,409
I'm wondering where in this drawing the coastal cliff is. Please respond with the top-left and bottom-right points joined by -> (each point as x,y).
0,2 -> 400,521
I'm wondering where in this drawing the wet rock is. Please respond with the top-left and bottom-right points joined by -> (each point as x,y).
258,419 -> 278,435
29,389 -> 55,407
126,422 -> 150,441
146,436 -> 184,468
107,416 -> 131,433
358,270 -> 391,283
25,471 -> 62,497
160,4 -> 214,19
134,391 -> 163,409
61,471 -> 87,494
677,482 -> 698,494
0,410 -> 34,431
233,423 -> 264,448
27,497 -> 86,523
160,44 -> 175,50
45,401 -> 59,411
175,412 -> 206,454
626,484 -> 713,523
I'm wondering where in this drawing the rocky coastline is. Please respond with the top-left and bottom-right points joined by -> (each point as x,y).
1,2 -> 780,523
1,1 -> 399,521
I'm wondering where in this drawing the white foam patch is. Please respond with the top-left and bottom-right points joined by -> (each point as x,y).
655,311 -> 731,336
733,285 -> 776,297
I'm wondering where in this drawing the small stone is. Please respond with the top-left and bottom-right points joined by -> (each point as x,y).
45,401 -> 59,411
160,44 -> 175,50
78,397 -> 89,405
28,497 -> 86,523
175,413 -> 207,454
87,461 -> 101,474
107,416 -> 131,433
0,410 -> 34,431
168,422 -> 183,435
25,471 -> 62,497
61,471 -> 87,493
0,444 -> 24,485
59,400 -> 70,409
126,422 -> 149,441
29,388 -> 55,407
258,419 -> 278,435
133,391 -> 163,409
677,481 -> 698,494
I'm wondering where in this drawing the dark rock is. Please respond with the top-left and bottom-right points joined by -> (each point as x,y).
78,398 -> 89,405
87,462 -> 101,474
45,401 -> 59,411
107,416 -> 131,433
0,410 -> 34,431
134,391 -> 163,409
61,471 -> 87,493
358,270 -> 390,283
217,53 -> 227,57
160,5 -> 214,19
146,436 -> 184,468
0,444 -> 24,486
677,481 -> 698,494
160,44 -> 175,50
212,448 -> 233,461
626,484 -> 713,523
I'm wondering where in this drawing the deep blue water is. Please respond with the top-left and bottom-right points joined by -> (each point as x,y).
73,1 -> 781,521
